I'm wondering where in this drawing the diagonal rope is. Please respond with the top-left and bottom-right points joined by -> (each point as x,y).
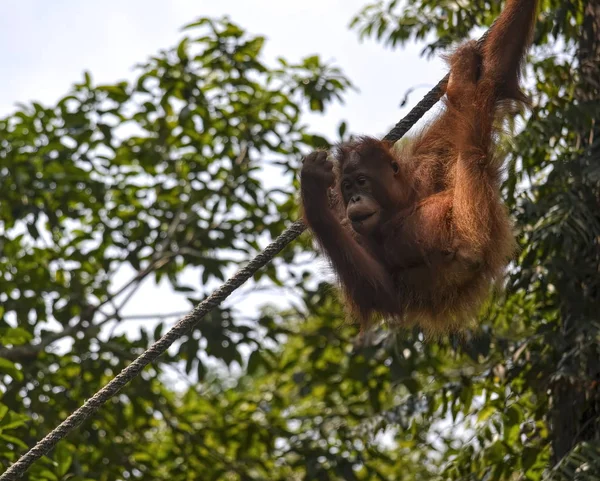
0,76 -> 450,481
384,74 -> 449,142
383,24 -> 496,143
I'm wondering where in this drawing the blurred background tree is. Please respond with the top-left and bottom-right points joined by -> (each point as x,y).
1,1 -> 598,480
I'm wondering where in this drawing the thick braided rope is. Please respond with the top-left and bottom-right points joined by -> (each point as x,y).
383,25 -> 494,143
1,57 -> 460,479
383,74 -> 449,142
0,221 -> 306,480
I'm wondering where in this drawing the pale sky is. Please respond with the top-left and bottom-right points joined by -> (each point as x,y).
0,0 -> 446,135
1,1 -> 447,353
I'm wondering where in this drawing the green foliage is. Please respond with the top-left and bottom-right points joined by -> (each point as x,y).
1,2 -> 599,481
0,16 -> 355,480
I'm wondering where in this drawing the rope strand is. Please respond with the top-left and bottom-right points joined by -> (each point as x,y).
0,222 -> 306,480
383,74 -> 448,142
